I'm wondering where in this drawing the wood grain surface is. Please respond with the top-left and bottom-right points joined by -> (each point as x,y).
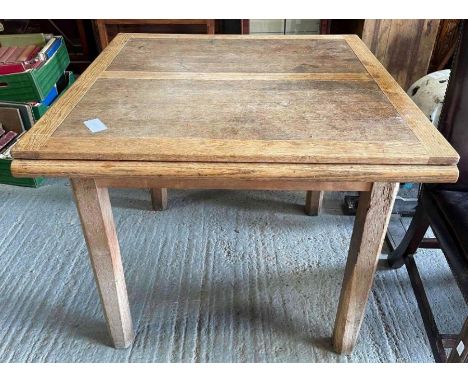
14,137 -> 430,164
11,160 -> 459,184
71,178 -> 134,348
12,33 -> 130,154
361,20 -> 440,89
107,38 -> 366,73
150,188 -> 168,210
333,182 -> 399,353
51,78 -> 416,142
12,33 -> 459,177
345,35 -> 458,165
305,191 -> 324,216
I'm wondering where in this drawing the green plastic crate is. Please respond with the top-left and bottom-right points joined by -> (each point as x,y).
0,165 -> 44,187
32,71 -> 76,120
0,35 -> 70,103
0,71 -> 74,188
0,142 -> 44,187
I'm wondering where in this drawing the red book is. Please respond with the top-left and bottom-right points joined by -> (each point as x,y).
0,44 -> 42,74
0,131 -> 17,151
0,47 -> 9,60
6,46 -> 24,63
31,46 -> 41,60
19,45 -> 40,62
0,47 -> 16,63
0,63 -> 26,75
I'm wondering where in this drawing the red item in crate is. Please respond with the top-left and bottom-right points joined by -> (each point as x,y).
0,131 -> 17,151
0,45 -> 42,75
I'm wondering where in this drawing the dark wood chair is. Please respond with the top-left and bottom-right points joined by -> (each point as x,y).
387,21 -> 468,363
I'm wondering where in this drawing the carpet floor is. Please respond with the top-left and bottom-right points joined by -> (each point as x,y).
0,179 -> 465,362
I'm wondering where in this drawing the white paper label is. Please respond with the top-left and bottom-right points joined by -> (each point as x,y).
84,118 -> 107,133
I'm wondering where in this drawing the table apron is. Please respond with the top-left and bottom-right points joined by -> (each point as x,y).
93,177 -> 372,191
10,160 -> 459,186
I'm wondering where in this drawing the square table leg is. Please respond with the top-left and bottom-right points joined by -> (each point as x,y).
150,188 -> 168,211
71,178 -> 134,348
305,191 -> 324,216
333,182 -> 398,354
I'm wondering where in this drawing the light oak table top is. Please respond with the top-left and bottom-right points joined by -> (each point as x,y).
12,33 -> 459,182
10,34 -> 460,355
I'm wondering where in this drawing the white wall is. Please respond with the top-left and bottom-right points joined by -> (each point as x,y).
249,19 -> 320,34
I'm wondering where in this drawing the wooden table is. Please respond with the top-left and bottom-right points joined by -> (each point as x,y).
11,34 -> 459,354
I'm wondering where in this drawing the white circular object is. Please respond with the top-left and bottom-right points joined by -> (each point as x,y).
407,69 -> 451,126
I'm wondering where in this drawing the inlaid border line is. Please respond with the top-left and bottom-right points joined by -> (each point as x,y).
13,34 -> 131,156
345,34 -> 459,165
99,71 -> 373,81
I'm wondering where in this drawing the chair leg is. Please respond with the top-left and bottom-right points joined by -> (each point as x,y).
387,203 -> 429,269
448,317 -> 468,362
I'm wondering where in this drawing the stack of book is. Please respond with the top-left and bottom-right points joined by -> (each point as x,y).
0,33 -> 73,187
0,35 -> 62,75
